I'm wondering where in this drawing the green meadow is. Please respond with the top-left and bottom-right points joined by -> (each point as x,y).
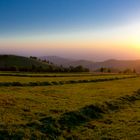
0,73 -> 140,139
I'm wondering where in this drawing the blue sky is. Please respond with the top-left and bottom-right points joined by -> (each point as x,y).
0,0 -> 140,60
0,0 -> 140,35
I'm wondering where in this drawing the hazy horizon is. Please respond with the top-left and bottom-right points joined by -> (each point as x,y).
0,0 -> 140,61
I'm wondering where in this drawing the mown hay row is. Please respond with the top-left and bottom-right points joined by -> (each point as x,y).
1,88 -> 140,139
0,76 -> 138,87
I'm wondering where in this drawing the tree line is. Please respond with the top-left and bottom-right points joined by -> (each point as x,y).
0,65 -> 89,73
98,67 -> 137,74
0,56 -> 89,72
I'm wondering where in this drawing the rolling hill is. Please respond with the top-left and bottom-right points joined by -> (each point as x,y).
93,59 -> 140,71
0,55 -> 89,72
40,56 -> 95,69
1,55 -> 140,72
0,55 -> 53,69
40,56 -> 140,72
40,56 -> 74,66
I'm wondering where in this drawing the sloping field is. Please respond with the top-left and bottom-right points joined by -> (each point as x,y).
0,74 -> 140,139
0,55 -> 51,69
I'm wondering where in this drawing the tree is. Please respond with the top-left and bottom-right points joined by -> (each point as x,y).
133,69 -> 136,73
30,56 -> 37,60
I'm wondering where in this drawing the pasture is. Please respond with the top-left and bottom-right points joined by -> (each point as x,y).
0,73 -> 140,140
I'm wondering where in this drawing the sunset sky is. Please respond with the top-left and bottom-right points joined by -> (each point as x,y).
0,0 -> 140,61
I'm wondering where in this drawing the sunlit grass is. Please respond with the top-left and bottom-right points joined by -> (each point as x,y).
0,74 -> 140,139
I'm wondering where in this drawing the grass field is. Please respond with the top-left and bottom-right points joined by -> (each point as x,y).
0,73 -> 140,140
0,74 -> 135,83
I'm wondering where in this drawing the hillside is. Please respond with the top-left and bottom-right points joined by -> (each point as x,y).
40,56 -> 74,66
94,59 -> 140,72
2,55 -> 140,72
0,55 -> 89,72
40,56 -> 140,72
0,55 -> 52,69
40,56 -> 95,69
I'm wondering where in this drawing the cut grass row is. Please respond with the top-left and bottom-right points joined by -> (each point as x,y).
1,87 -> 140,139
65,97 -> 140,139
0,74 -> 134,83
0,75 -> 137,87
0,72 -> 135,77
0,75 -> 140,139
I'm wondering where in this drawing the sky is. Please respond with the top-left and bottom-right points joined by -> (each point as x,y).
0,0 -> 140,61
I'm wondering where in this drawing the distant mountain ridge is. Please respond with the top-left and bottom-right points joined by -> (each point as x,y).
40,56 -> 140,72
40,56 -> 74,66
40,56 -> 95,69
0,54 -> 140,72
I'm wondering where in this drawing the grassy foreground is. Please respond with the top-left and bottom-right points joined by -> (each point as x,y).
0,73 -> 140,139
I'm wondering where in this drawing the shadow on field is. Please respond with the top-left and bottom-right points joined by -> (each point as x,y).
0,89 -> 140,139
58,104 -> 104,129
0,105 -> 106,139
22,104 -> 105,139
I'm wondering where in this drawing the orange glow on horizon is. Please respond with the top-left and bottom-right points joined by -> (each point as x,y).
1,21 -> 140,60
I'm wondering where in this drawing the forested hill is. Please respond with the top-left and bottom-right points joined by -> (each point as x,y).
0,55 -> 89,72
